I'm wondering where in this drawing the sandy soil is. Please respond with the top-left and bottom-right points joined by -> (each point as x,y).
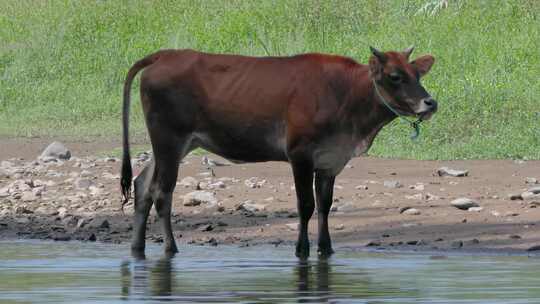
1,138 -> 540,255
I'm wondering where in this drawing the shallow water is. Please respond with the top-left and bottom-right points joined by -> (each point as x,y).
0,241 -> 539,303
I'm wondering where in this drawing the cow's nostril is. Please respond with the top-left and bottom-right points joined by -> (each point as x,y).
423,98 -> 434,106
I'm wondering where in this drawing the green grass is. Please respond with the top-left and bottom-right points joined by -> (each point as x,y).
0,0 -> 538,160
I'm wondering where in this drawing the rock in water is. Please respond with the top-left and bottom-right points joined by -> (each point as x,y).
39,142 -> 71,160
451,240 -> 464,248
437,167 -> 468,177
527,245 -> 540,252
76,218 -> 88,229
451,198 -> 479,210
99,219 -> 110,229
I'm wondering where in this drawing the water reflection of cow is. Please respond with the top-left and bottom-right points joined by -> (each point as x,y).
120,258 -> 341,302
120,258 -> 175,301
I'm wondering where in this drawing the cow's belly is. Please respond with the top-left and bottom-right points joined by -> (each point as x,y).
193,123 -> 288,163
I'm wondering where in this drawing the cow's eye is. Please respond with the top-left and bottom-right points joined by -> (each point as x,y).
389,73 -> 402,83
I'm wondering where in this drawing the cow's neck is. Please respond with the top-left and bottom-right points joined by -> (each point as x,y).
346,73 -> 397,156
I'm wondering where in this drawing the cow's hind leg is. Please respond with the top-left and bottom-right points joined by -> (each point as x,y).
291,160 -> 315,260
131,161 -> 155,258
315,171 -> 336,258
148,134 -> 192,256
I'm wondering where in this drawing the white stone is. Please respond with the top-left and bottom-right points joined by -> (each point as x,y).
525,177 -> 538,184
437,167 -> 468,177
405,193 -> 423,200
35,206 -> 58,216
521,191 -> 540,200
245,177 -> 266,188
58,207 -> 68,218
331,201 -> 356,212
528,186 -> 540,194
80,170 -> 93,178
236,200 -> 267,213
409,183 -> 425,191
403,208 -> 421,215
208,181 -> 226,189
0,187 -> 10,198
334,224 -> 345,230
468,207 -> 484,212
383,180 -> 402,189
21,191 -> 38,202
178,176 -> 199,188
183,191 -> 217,206
32,187 -> 44,196
425,193 -> 440,201
491,211 -> 501,217
102,172 -> 119,180
451,197 -> 479,210
76,218 -> 88,229
0,161 -> 14,168
39,142 -> 71,160
285,223 -> 299,231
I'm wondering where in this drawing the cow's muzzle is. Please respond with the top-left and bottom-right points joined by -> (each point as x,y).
416,97 -> 437,120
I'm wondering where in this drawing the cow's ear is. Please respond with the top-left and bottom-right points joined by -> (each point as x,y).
411,55 -> 435,77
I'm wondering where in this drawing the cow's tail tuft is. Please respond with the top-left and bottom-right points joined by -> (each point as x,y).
121,52 -> 161,212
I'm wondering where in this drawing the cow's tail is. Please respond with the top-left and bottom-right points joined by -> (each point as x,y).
120,52 -> 161,211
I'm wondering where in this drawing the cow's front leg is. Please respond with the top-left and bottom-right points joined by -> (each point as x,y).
291,160 -> 315,260
315,171 -> 336,258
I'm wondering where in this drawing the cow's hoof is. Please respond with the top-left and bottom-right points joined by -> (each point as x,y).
295,244 -> 310,260
317,247 -> 335,259
164,244 -> 179,258
131,246 -> 146,260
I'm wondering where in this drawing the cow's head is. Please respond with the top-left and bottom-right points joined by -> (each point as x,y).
369,46 -> 437,120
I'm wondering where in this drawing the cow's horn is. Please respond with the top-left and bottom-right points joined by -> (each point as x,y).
403,45 -> 415,59
370,46 -> 387,63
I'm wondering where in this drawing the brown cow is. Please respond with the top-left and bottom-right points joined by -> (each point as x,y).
120,47 -> 437,259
